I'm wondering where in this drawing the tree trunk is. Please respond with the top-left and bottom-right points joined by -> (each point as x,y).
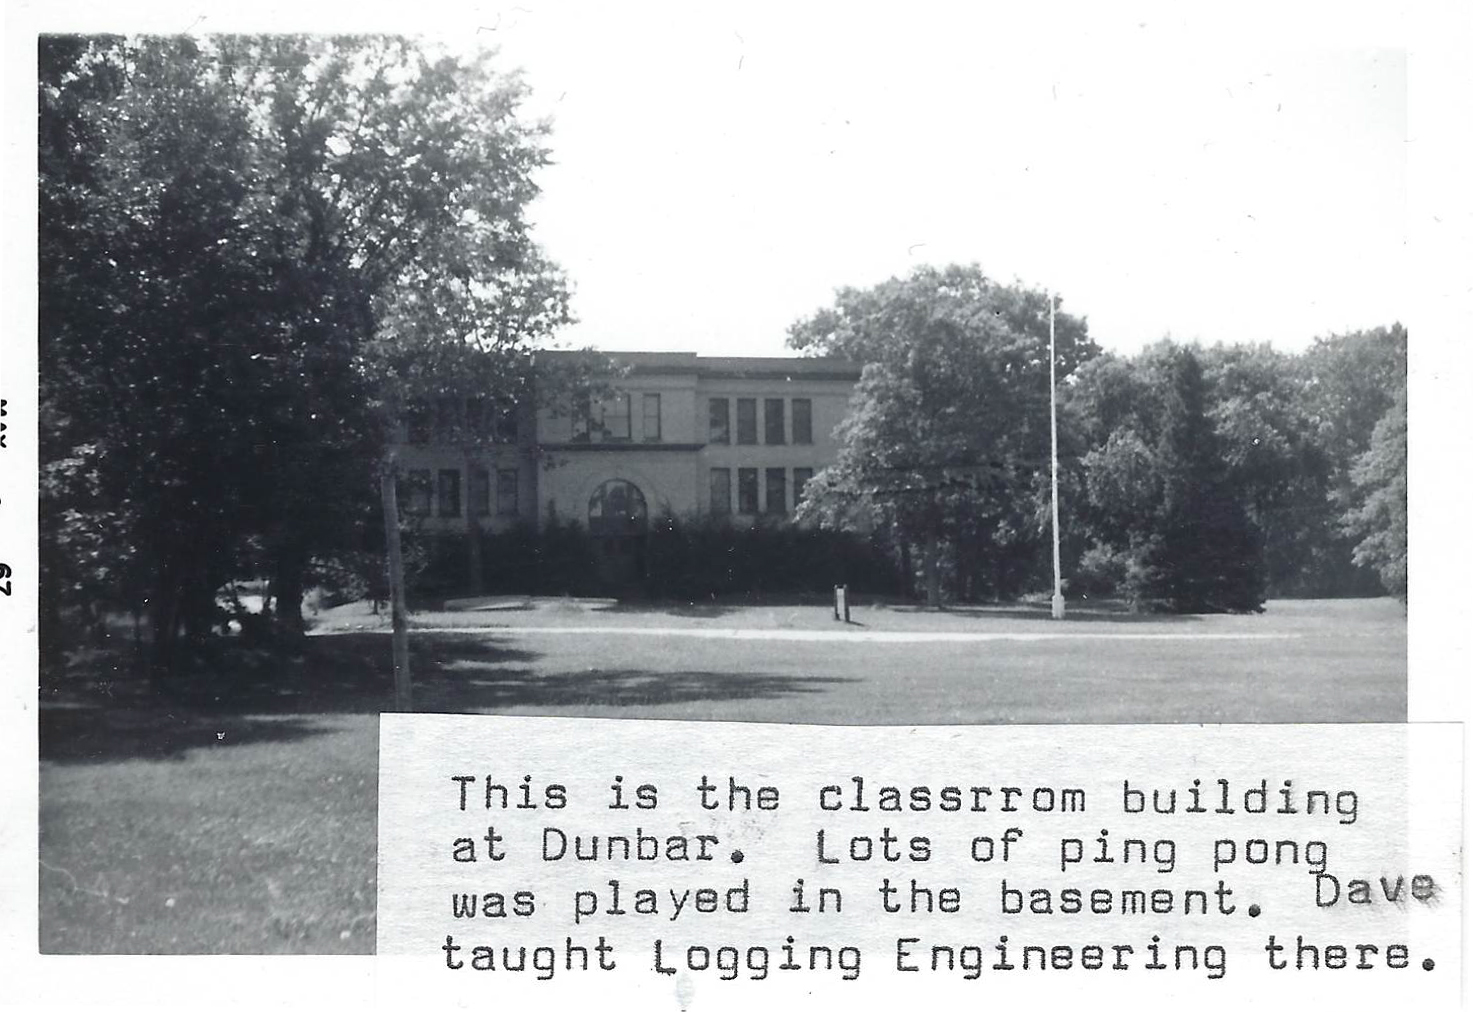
899,539 -> 914,601
923,533 -> 942,609
381,463 -> 413,712
148,571 -> 182,680
272,539 -> 308,638
464,450 -> 485,596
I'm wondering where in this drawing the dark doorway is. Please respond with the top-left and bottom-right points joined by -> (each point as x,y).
588,479 -> 649,592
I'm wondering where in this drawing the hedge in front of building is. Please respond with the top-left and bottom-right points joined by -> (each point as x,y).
397,515 -> 901,602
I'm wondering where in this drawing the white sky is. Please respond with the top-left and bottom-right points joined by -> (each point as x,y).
441,5 -> 1408,357
9,2 -> 1410,357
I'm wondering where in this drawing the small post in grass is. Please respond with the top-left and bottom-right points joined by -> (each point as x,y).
834,584 -> 850,624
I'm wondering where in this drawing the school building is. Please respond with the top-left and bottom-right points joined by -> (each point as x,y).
392,351 -> 861,584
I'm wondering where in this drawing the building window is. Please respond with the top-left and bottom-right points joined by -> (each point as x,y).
469,466 -> 491,516
402,469 -> 432,516
643,393 -> 662,442
600,393 -> 631,441
494,406 -> 519,443
765,399 -> 786,444
793,467 -> 815,505
572,396 -> 592,442
465,397 -> 487,439
496,469 -> 519,516
434,397 -> 463,442
737,467 -> 759,514
736,398 -> 757,444
405,401 -> 431,444
438,469 -> 461,517
710,468 -> 731,516
709,398 -> 730,444
793,398 -> 813,445
765,468 -> 787,515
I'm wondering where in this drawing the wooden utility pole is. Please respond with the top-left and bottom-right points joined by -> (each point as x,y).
380,457 -> 413,710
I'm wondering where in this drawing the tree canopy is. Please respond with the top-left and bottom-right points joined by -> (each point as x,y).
791,264 -> 1404,611
789,264 -> 1097,606
39,35 -> 571,669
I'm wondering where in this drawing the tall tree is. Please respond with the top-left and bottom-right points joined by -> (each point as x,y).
38,35 -> 572,676
789,264 -> 1097,606
1343,388 -> 1408,597
1072,342 -> 1267,612
1296,324 -> 1408,595
1199,343 -> 1335,596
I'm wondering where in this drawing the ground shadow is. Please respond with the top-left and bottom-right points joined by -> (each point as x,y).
39,708 -> 341,764
885,603 -> 1206,624
595,601 -> 741,619
40,631 -> 858,764
416,666 -> 855,710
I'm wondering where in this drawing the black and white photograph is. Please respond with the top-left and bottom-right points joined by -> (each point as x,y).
6,1 -> 1464,997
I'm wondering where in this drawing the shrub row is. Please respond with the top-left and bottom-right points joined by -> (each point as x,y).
378,516 -> 903,602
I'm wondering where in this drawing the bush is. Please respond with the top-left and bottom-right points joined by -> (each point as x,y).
644,513 -> 900,601
358,515 -> 903,602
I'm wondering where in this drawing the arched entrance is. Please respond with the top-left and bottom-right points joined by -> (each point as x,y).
588,479 -> 648,590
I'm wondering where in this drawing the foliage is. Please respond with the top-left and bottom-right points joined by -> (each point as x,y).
38,35 -> 571,669
788,264 -> 1097,606
401,517 -> 900,601
787,267 -> 1405,612
1343,389 -> 1408,597
1073,344 -> 1267,612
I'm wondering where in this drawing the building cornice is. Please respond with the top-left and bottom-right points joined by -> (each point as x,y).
538,442 -> 709,453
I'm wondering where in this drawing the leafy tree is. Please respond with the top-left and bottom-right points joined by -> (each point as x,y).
1199,343 -> 1335,596
1073,343 -> 1267,612
1295,324 -> 1408,595
1343,388 -> 1407,597
38,35 -> 572,675
789,264 -> 1097,606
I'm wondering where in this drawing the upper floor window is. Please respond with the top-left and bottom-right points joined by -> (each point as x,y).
470,466 -> 491,516
642,393 -> 662,442
438,468 -> 462,517
496,469 -> 519,516
572,393 -> 631,442
465,397 -> 488,439
765,398 -> 786,445
434,397 -> 463,442
736,398 -> 757,445
402,469 -> 432,516
709,398 -> 730,444
792,398 -> 813,445
599,393 -> 631,441
572,396 -> 592,442
494,406 -> 519,443
405,402 -> 431,444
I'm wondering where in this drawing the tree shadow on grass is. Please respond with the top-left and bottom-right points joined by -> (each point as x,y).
40,631 -> 857,764
887,603 -> 1205,624
39,707 -> 344,765
415,666 -> 857,711
594,601 -> 741,620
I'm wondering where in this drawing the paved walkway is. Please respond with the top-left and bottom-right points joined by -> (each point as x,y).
341,625 -> 1303,644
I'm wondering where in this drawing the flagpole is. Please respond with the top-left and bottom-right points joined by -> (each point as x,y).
1049,291 -> 1065,620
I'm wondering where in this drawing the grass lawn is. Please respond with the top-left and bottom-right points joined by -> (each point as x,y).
39,596 -> 1405,953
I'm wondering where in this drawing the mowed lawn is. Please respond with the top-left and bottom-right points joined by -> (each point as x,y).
39,597 -> 1404,953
